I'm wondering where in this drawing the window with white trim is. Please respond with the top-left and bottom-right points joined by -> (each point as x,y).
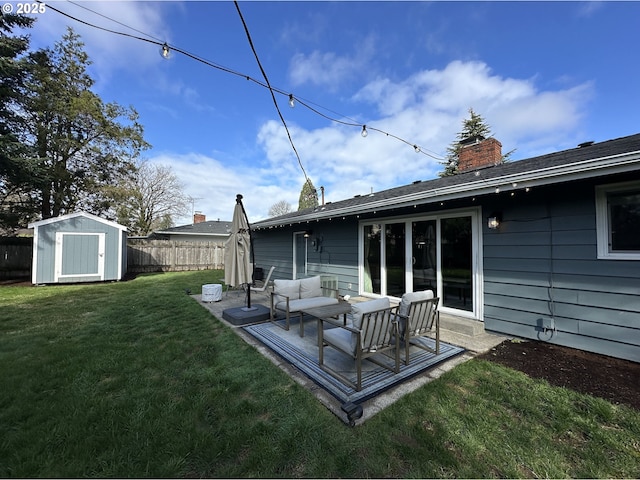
595,181 -> 640,259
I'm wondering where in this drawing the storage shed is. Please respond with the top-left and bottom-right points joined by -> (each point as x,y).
29,211 -> 127,284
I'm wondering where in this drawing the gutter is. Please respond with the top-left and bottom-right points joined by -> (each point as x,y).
254,150 -> 640,229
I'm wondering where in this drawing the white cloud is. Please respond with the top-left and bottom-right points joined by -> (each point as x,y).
252,59 -> 592,217
148,151 -> 294,225
288,36 -> 375,90
30,1 -> 176,85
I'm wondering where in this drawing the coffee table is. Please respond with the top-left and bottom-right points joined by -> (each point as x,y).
299,301 -> 352,338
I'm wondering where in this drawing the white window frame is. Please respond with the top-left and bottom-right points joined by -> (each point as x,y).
358,207 -> 483,320
595,180 -> 640,260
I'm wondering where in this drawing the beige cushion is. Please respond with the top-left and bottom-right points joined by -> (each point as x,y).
398,290 -> 434,317
300,276 -> 323,299
273,279 -> 300,304
275,296 -> 338,313
350,298 -> 390,352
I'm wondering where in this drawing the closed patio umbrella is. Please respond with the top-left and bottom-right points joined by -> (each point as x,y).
224,194 -> 255,309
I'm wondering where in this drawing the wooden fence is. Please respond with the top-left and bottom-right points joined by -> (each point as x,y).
0,237 -> 226,279
126,240 -> 225,273
0,237 -> 32,279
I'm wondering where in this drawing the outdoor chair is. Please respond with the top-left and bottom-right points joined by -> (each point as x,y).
250,265 -> 275,297
318,298 -> 400,391
270,276 -> 339,331
395,291 -> 440,365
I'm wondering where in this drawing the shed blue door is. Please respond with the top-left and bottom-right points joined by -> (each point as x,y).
55,232 -> 105,282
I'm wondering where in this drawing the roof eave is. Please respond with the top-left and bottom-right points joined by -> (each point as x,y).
154,231 -> 229,236
254,150 -> 640,229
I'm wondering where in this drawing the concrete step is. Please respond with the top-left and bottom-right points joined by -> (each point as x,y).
440,313 -> 485,337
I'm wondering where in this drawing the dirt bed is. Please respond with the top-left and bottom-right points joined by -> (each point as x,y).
478,339 -> 640,411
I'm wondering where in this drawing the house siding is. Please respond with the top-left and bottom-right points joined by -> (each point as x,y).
482,177 -> 640,362
252,219 -> 360,294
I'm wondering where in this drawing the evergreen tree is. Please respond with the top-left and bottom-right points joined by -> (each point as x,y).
439,108 -> 507,177
23,28 -> 149,220
298,178 -> 318,211
0,13 -> 36,231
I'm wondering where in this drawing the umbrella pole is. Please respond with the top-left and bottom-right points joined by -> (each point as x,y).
237,194 -> 256,311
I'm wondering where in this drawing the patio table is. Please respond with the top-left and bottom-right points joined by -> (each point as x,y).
299,301 -> 352,338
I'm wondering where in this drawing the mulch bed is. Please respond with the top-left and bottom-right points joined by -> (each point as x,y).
478,339 -> 640,411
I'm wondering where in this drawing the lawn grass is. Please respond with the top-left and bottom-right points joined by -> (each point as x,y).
1,270 -> 639,478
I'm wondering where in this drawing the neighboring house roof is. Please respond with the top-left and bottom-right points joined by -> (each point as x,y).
155,219 -> 232,237
28,211 -> 127,231
254,132 -> 640,229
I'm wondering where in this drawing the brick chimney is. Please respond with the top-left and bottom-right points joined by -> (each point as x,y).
458,136 -> 502,172
193,212 -> 206,224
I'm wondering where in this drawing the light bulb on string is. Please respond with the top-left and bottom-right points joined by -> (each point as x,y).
288,94 -> 295,108
414,145 -> 421,153
160,43 -> 171,59
361,125 -> 368,138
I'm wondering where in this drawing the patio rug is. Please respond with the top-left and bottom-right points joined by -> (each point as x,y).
243,316 -> 465,404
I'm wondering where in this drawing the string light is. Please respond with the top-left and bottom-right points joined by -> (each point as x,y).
160,43 -> 170,59
42,0 -> 446,162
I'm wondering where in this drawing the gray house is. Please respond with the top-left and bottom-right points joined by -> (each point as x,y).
29,211 -> 127,284
252,133 -> 640,363
152,214 -> 231,242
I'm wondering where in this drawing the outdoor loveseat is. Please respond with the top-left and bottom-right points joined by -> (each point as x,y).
269,275 -> 339,332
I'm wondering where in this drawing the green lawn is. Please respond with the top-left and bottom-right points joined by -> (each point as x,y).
1,271 -> 639,478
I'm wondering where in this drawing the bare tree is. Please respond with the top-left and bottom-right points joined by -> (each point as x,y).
268,199 -> 293,217
113,162 -> 189,236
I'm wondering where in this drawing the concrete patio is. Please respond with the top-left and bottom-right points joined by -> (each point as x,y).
193,287 -> 508,426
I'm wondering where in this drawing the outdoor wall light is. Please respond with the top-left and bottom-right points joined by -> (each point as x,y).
303,230 -> 312,238
487,213 -> 502,230
341,402 -> 363,427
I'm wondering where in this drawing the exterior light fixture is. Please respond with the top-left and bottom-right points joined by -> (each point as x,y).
487,213 -> 502,230
414,145 -> 421,153
303,230 -> 312,238
361,125 -> 368,138
288,94 -> 295,108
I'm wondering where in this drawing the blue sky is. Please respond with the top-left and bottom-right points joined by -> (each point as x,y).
24,1 -> 640,224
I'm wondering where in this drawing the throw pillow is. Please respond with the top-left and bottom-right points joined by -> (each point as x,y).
273,279 -> 301,305
299,276 -> 323,299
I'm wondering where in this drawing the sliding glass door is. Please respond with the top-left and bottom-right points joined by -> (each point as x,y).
361,210 -> 479,316
385,222 -> 406,297
441,216 -> 473,312
363,224 -> 381,294
412,220 -> 437,292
